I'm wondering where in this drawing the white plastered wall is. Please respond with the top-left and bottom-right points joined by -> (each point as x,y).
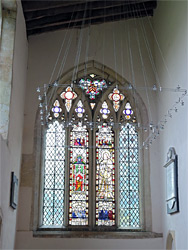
154,1 -> 188,249
0,1 -> 28,249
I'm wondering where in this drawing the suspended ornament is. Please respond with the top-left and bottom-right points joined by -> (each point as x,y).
108,88 -> 124,112
75,100 -> 85,118
60,86 -> 77,112
90,103 -> 96,109
123,102 -> 133,120
52,99 -> 62,118
79,79 -> 107,99
100,101 -> 110,119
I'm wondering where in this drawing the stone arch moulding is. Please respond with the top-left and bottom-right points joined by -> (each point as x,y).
32,60 -> 152,235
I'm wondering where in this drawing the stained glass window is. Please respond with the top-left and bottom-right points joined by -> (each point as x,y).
41,76 -> 142,230
119,124 -> 140,228
108,88 -> 124,112
60,86 -> 77,112
96,125 -> 115,226
100,101 -> 110,119
42,121 -> 65,225
79,78 -> 107,99
69,123 -> 89,225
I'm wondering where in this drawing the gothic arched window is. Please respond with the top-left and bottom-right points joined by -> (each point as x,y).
40,73 -> 142,231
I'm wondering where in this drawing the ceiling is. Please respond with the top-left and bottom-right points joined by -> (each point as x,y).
21,0 -> 157,37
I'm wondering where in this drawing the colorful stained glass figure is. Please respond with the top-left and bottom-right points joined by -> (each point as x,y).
96,125 -> 115,226
79,79 -> 107,99
60,86 -> 77,112
69,123 -> 89,225
90,103 -> 96,110
100,101 -> 110,119
108,88 -> 125,112
75,100 -> 85,118
123,102 -> 133,120
119,124 -> 140,228
51,100 -> 62,118
42,121 -> 65,226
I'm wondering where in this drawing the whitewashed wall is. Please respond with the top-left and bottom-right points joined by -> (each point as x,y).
0,1 -> 28,249
154,1 -> 188,249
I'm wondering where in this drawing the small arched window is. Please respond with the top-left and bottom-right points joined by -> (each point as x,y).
39,72 -> 144,231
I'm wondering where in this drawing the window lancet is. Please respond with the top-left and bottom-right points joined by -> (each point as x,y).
42,121 -> 65,226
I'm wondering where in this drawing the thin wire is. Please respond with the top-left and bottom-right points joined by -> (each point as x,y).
84,1 -> 92,78
142,2 -> 172,83
127,2 -> 140,123
136,7 -> 161,89
135,27 -> 153,122
48,5 -> 77,85
72,2 -> 88,83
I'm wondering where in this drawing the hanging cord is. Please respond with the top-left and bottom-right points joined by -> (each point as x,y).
72,1 -> 88,84
135,5 -> 163,127
101,0 -> 107,105
48,4 -> 77,86
135,27 -> 153,123
136,6 -> 161,89
43,5 -> 77,125
46,7 -> 79,110
142,2 -> 172,83
84,1 -> 92,78
112,8 -> 118,85
126,2 -> 140,123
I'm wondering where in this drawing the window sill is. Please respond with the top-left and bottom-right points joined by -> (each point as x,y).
33,229 -> 163,239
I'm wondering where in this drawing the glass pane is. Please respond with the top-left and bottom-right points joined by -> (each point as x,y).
69,123 -> 89,225
42,121 -> 65,226
96,125 -> 115,226
119,124 -> 140,228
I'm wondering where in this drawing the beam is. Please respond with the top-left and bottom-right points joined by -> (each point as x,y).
27,9 -> 154,36
26,1 -> 157,31
24,1 -> 127,21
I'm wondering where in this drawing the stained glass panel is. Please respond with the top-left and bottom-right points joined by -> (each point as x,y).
69,123 -> 89,225
42,121 -> 65,226
96,125 -> 115,226
119,124 -> 140,228
79,79 -> 107,99
60,86 -> 77,112
108,88 -> 124,112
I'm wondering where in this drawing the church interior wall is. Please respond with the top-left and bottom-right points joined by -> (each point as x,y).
0,0 -> 187,249
154,1 -> 188,249
15,8 -> 163,250
0,1 -> 28,249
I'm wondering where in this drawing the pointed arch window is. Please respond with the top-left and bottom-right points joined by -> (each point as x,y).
41,74 -> 142,231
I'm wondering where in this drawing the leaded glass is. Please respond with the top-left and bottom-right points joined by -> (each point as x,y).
100,101 -> 110,119
75,100 -> 85,118
108,88 -> 124,112
123,102 -> 133,120
79,78 -> 107,99
69,123 -> 89,225
60,86 -> 77,112
42,121 -> 65,226
119,124 -> 140,228
96,125 -> 115,226
51,99 -> 62,118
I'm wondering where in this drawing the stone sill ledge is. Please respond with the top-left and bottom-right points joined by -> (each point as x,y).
33,230 -> 163,239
